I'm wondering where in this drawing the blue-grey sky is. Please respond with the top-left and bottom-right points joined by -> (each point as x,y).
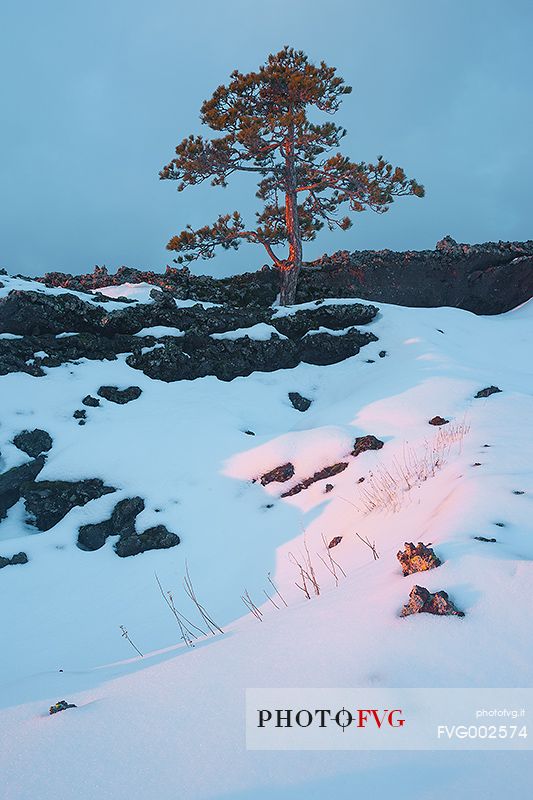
1,0 -> 532,277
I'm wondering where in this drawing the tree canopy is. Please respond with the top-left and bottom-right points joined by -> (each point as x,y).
160,47 -> 424,304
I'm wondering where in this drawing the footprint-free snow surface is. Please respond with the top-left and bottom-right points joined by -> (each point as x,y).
0,275 -> 532,799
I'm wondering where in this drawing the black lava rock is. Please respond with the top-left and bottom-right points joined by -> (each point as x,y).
288,392 -> 312,412
12,429 -> 53,458
77,496 -> 145,551
0,455 -> 46,521
271,303 -> 378,339
0,290 -> 105,335
82,395 -> 100,407
49,700 -> 76,715
475,386 -> 502,398
281,462 -> 348,497
21,478 -> 116,531
0,551 -> 28,569
428,416 -> 449,426
299,329 -> 378,367
126,336 -> 300,382
97,385 -> 142,404
351,435 -> 384,457
111,496 -> 145,536
114,525 -> 180,557
260,463 -> 295,486
400,585 -> 465,617
26,236 -> 533,316
77,520 -> 113,552
397,542 -> 441,576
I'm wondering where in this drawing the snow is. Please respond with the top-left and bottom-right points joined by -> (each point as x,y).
134,326 -> 185,338
211,322 -> 288,341
304,324 -> 360,337
90,283 -> 222,310
173,298 -> 222,310
1,285 -> 533,798
271,296 -> 372,316
90,282 -> 157,303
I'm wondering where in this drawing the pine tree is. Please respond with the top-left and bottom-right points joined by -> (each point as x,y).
160,47 -> 424,306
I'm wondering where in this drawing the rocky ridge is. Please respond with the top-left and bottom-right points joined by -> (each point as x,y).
28,236 -> 533,315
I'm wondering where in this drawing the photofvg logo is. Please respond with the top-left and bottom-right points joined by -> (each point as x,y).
246,688 -> 533,751
258,707 -> 405,731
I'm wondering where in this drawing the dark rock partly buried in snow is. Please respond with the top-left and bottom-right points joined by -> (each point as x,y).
281,462 -> 349,497
0,332 -> 154,378
0,551 -> 28,569
101,296 -> 270,337
428,416 -> 449,426
82,394 -> 100,407
111,496 -> 145,536
77,519 -> 113,552
397,542 -> 442,576
474,536 -> 497,543
149,287 -> 176,307
271,303 -> 378,339
21,479 -> 116,531
400,585 -> 465,617
299,329 -> 377,366
475,385 -> 502,398
127,335 -> 301,382
97,385 -> 142,404
0,455 -> 46,520
114,525 -> 180,557
49,700 -> 76,715
288,392 -> 312,412
351,435 -> 384,457
260,463 -> 295,486
77,496 -> 146,551
0,292 -> 379,381
12,429 -> 53,458
0,290 -> 105,335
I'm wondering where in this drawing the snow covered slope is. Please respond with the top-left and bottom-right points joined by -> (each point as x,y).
0,275 -> 532,799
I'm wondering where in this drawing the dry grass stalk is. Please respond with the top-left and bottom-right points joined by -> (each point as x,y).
263,589 -> 280,609
183,562 -> 224,635
155,572 -> 206,647
354,531 -> 380,560
289,540 -> 320,599
267,572 -> 288,607
316,532 -> 347,586
119,624 -> 143,658
241,588 -> 263,621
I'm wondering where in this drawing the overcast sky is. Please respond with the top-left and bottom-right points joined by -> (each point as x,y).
1,0 -> 532,277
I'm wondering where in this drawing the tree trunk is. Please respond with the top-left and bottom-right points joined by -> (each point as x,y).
279,123 -> 303,306
279,265 -> 300,306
